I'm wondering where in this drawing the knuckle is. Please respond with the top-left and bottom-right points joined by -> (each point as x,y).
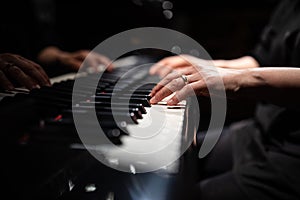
172,78 -> 181,86
169,81 -> 177,90
9,66 -> 21,73
155,91 -> 163,99
160,89 -> 168,97
165,73 -> 175,81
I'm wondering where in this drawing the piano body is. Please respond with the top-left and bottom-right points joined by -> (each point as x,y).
0,54 -> 199,200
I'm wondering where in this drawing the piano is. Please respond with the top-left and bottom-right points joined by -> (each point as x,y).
0,54 -> 199,200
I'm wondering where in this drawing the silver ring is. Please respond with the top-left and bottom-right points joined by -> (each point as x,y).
180,74 -> 188,85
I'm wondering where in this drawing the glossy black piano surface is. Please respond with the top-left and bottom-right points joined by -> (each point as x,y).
0,54 -> 198,200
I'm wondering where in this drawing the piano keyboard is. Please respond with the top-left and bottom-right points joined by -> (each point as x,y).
0,55 -> 196,200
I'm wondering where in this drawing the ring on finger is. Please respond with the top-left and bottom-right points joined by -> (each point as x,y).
180,74 -> 188,85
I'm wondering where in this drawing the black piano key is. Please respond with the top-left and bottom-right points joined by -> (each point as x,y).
76,106 -> 143,119
128,97 -> 151,107
98,111 -> 138,125
95,92 -> 151,100
64,109 -> 139,124
28,92 -> 73,105
44,114 -> 129,131
123,93 -> 152,100
129,89 -> 152,95
92,95 -> 151,107
79,101 -> 147,114
138,83 -> 158,90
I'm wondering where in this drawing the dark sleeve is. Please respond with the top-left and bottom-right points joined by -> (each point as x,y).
248,0 -> 294,66
248,26 -> 275,66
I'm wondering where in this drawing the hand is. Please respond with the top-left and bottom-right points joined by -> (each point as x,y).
0,53 -> 51,90
150,55 -> 243,105
38,46 -> 114,72
58,50 -> 114,72
149,55 -> 259,78
149,54 -> 215,78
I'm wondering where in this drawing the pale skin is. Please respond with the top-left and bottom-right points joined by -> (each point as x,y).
149,55 -> 259,77
38,46 -> 113,72
149,55 -> 300,110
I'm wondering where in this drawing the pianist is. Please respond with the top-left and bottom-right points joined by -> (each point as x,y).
150,0 -> 300,199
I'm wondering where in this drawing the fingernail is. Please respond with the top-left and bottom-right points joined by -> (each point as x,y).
150,96 -> 157,104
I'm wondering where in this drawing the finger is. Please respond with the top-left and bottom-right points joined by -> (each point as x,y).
150,71 -> 181,97
158,66 -> 174,78
149,59 -> 169,75
22,65 -> 50,86
167,84 -> 194,105
176,66 -> 197,75
18,62 -> 50,86
106,62 -> 114,72
31,64 -> 50,85
80,51 -> 114,72
185,73 -> 203,83
86,56 -> 98,68
0,70 -> 14,90
150,72 -> 194,97
149,55 -> 192,75
6,66 -> 37,90
150,77 -> 186,104
167,81 -> 205,105
20,56 -> 51,85
176,67 -> 206,84
96,55 -> 114,72
7,55 -> 50,86
95,54 -> 112,66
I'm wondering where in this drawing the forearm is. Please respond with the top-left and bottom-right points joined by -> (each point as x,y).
214,56 -> 260,69
232,67 -> 300,109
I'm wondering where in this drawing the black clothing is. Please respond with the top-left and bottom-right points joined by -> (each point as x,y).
251,0 -> 300,67
199,0 -> 300,199
235,1 -> 300,199
0,0 -> 57,60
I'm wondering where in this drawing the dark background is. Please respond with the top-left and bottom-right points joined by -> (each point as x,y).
54,0 -> 279,122
0,0 -> 279,60
0,0 -> 280,120
55,0 -> 279,59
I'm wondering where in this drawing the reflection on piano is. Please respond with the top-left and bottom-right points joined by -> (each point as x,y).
0,54 -> 198,200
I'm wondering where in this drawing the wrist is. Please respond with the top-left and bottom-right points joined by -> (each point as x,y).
232,68 -> 267,99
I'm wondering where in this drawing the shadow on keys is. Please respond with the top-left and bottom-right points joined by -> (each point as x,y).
0,50 -> 199,200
